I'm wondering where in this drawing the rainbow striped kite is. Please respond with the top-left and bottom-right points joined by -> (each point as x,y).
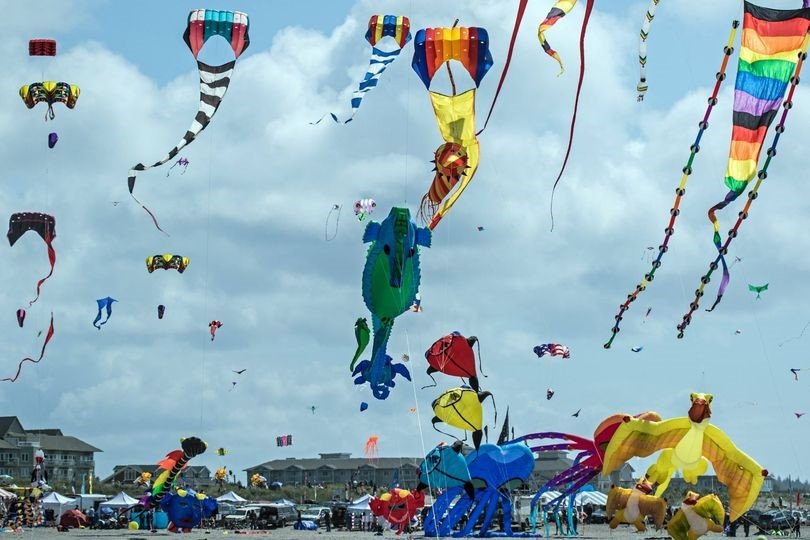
705,2 -> 810,309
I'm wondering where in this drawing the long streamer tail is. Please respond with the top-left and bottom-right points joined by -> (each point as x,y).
1,314 -> 54,382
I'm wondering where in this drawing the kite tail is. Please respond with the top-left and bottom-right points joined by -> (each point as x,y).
703,191 -> 741,312
151,439 -> 206,507
475,338 -> 487,380
1,314 -> 54,382
677,45 -> 808,338
478,0 -> 529,134
637,0 -> 662,101
129,190 -> 169,236
548,0 -> 595,232
603,20 -> 739,349
28,232 -> 56,307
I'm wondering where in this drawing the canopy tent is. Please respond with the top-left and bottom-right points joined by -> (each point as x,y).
537,490 -> 608,507
0,488 -> 16,500
348,494 -> 372,514
216,491 -> 247,503
99,491 -> 139,509
41,492 -> 76,518
273,498 -> 296,506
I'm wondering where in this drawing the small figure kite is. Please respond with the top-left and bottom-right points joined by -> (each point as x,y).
734,329 -> 742,335
351,318 -> 370,371
642,306 -> 652,323
158,304 -> 166,319
572,409 -> 581,418
93,297 -> 117,330
16,309 -> 25,328
364,435 -> 379,459
409,292 -> 423,312
209,320 -> 222,341
360,402 -> 369,412
48,132 -> 58,149
748,284 -> 768,299
354,198 -> 376,221
276,435 -> 293,447
477,226 -> 485,232
401,354 -> 409,362
533,343 -> 570,359
795,412 -> 805,419
166,157 -> 190,176
790,368 -> 802,381
146,254 -> 189,273
546,388 -> 554,400
631,346 -> 643,353
216,448 -> 227,456
228,382 -> 237,392
310,405 -> 317,415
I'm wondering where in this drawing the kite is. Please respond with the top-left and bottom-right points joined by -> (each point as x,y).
734,329 -> 742,334
48,132 -> 57,149
232,369 -> 246,375
364,435 -> 379,459
477,226 -> 485,231
93,297 -> 117,329
250,473 -> 267,488
215,448 -> 227,456
412,25 -> 494,230
401,354 -> 409,362
161,489 -> 218,531
601,392 -> 767,521
360,402 -> 369,412
134,472 -> 152,487
20,81 -> 79,120
157,304 -> 166,319
606,479 -> 666,531
8,212 -> 57,307
667,492 -> 726,540
29,39 -> 56,56
417,441 -> 474,498
536,0 -> 596,231
352,207 -> 430,400
790,368 -> 803,380
642,306 -> 652,322
533,343 -> 570,359
546,388 -> 554,400
637,0 -> 662,101
423,332 -> 484,391
350,317 -> 370,371
30,449 -> 48,488
166,157 -> 190,176
677,3 -> 810,331
511,411 -> 662,515
325,204 -> 341,241
128,9 -> 250,234
16,309 -> 25,328
146,254 -> 189,273
310,405 -> 317,414
748,283 -> 768,299
209,320 -> 222,341
795,412 -> 805,419
214,467 -> 227,483
631,346 -> 643,353
431,386 -> 494,450
140,437 -> 208,518
228,381 -> 237,391
276,435 -> 293,447
354,198 -> 376,221
370,488 -> 425,535
315,15 -> 411,124
409,292 -> 422,312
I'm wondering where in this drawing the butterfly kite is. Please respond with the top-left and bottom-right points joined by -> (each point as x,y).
128,9 -> 250,234
748,284 -> 768,299
315,15 -> 411,124
93,297 -> 117,329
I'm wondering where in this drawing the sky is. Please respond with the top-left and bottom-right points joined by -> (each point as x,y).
2,0 -> 810,492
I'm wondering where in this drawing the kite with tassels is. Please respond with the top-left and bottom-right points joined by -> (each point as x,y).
128,9 -> 249,234
637,0 -> 662,100
606,2 -> 810,345
8,212 -> 57,308
412,24 -> 493,230
677,2 -> 810,335
314,15 -> 411,124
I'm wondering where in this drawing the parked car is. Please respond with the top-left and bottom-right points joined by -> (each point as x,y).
301,506 -> 330,526
587,510 -> 608,524
757,510 -> 795,532
256,504 -> 298,529
223,507 -> 257,529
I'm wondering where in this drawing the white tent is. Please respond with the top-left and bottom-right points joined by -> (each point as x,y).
0,488 -> 16,500
41,492 -> 76,518
348,494 -> 372,514
574,491 -> 607,507
99,491 -> 138,509
216,491 -> 247,504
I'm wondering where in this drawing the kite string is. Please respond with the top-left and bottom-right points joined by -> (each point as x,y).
603,20 -> 739,348
676,41 -> 808,338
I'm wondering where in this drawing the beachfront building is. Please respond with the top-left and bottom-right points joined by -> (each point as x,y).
0,416 -> 101,486
245,453 -> 422,488
102,464 -> 213,488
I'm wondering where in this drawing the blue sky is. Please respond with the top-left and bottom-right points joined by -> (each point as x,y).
3,0 -> 810,496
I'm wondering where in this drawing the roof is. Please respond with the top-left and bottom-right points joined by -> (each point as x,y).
27,429 -> 64,436
38,434 -> 101,453
246,457 -> 422,472
0,417 -> 24,437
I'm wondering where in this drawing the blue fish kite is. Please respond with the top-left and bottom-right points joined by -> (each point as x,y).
352,207 -> 431,400
93,297 -> 117,329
